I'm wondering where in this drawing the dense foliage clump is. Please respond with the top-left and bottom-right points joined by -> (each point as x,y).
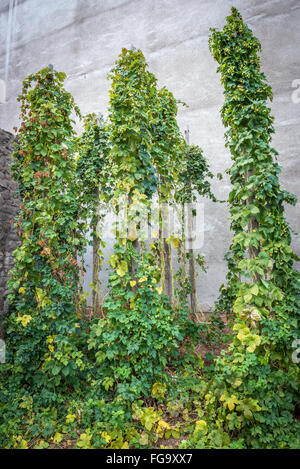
88,48 -> 198,406
204,7 -> 300,448
3,68 -> 87,395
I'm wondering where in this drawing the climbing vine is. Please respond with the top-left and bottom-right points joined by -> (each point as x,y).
4,67 -> 86,395
151,87 -> 185,303
202,7 -> 300,448
88,49 -> 195,403
77,113 -> 110,311
175,142 -> 216,313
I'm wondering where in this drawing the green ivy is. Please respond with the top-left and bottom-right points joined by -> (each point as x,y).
176,144 -> 216,205
108,48 -> 158,200
3,67 -> 87,396
76,113 -> 111,310
150,87 -> 185,301
77,112 -> 111,213
205,7 -> 300,448
88,48 -> 197,404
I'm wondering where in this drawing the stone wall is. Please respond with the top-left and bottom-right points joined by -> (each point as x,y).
0,128 -> 18,337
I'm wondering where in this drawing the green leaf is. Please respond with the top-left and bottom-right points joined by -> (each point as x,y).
250,284 -> 259,296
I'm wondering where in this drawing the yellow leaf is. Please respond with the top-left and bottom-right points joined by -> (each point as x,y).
53,432 -> 63,444
130,280 -> 136,287
18,287 -> 25,295
247,334 -> 261,353
227,395 -> 238,411
152,382 -> 167,397
66,414 -> 76,424
116,260 -> 128,277
233,379 -> 242,387
195,420 -> 207,434
157,420 -> 170,430
19,439 -> 28,449
139,432 -> 149,446
250,284 -> 259,296
16,314 -> 32,327
171,237 -> 180,249
110,255 -> 117,268
139,277 -> 147,283
101,432 -> 111,443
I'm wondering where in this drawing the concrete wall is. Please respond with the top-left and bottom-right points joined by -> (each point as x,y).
0,0 -> 299,309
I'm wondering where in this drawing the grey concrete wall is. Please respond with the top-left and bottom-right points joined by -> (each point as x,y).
0,0 -> 299,309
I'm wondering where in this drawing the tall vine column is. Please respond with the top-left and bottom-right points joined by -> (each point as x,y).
108,48 -> 158,279
151,87 -> 185,304
77,113 -> 110,313
6,67 -> 86,389
208,8 -> 300,447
